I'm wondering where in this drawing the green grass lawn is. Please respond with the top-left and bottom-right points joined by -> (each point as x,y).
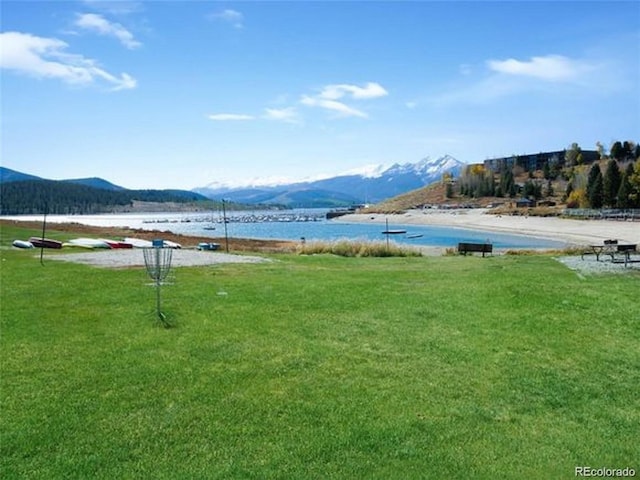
1,224 -> 638,479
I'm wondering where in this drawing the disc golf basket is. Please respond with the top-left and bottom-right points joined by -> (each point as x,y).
143,240 -> 173,324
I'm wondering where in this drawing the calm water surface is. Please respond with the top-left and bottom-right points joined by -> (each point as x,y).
4,209 -> 566,249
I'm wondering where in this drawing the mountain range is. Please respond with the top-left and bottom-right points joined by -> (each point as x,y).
194,155 -> 464,207
1,155 -> 465,210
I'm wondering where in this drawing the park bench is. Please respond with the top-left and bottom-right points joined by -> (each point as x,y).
457,242 -> 493,257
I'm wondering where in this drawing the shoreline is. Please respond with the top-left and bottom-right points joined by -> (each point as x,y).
335,209 -> 640,246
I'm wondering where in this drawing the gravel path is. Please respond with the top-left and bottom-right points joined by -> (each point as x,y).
555,255 -> 640,276
47,249 -> 270,268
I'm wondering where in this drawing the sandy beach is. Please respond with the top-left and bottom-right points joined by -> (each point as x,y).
336,209 -> 640,246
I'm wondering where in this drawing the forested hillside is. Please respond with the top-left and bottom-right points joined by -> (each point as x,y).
0,180 -> 208,215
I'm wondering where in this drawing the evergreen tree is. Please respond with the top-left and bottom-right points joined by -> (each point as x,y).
628,161 -> 640,207
610,141 -> 623,160
586,164 -> 604,208
602,159 -> 621,208
500,167 -> 516,198
565,143 -> 582,166
445,182 -> 453,199
617,170 -> 631,208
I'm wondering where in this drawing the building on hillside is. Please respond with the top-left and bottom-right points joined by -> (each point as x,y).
483,150 -> 599,172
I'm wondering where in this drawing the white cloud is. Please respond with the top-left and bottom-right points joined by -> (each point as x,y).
0,31 -> 137,90
300,82 -> 387,118
427,52 -> 614,107
319,82 -> 388,100
300,95 -> 367,118
207,113 -> 255,121
263,107 -> 299,123
487,54 -> 594,81
75,13 -> 141,49
209,9 -> 244,29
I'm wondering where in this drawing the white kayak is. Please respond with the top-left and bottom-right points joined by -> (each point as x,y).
66,238 -> 112,249
123,237 -> 153,248
123,237 -> 181,249
12,240 -> 34,249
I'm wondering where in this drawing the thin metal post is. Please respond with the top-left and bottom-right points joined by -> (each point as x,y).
155,247 -> 162,318
40,203 -> 48,266
385,218 -> 390,251
222,199 -> 229,253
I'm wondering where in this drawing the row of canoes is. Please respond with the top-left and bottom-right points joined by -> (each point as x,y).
12,237 -> 182,250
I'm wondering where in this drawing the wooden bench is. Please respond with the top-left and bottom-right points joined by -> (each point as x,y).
458,242 -> 493,257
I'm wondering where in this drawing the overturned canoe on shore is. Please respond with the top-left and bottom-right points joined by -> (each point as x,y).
99,239 -> 133,249
13,240 -> 34,249
29,237 -> 63,249
66,238 -> 111,249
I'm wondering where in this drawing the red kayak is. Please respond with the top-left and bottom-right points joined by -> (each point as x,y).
100,239 -> 133,249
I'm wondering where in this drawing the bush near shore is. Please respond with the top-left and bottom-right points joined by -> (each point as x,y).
297,239 -> 422,257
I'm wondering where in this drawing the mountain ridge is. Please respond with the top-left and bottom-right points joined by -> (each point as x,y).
195,155 -> 465,207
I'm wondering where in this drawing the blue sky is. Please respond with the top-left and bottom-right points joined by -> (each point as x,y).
1,1 -> 639,190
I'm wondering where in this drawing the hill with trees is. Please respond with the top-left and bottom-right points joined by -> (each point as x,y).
0,177 -> 211,215
369,140 -> 640,214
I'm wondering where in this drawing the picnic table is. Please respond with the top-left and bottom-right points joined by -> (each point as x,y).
582,242 -> 638,265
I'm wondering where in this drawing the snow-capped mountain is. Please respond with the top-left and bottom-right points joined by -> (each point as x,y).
194,155 -> 465,208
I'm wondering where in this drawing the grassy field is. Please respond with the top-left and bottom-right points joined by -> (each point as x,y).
1,224 -> 638,479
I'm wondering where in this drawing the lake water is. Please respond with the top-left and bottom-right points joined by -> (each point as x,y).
4,209 -> 567,249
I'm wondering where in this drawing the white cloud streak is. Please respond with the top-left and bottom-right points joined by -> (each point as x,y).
209,9 -> 244,29
75,13 -> 141,49
300,95 -> 367,118
300,82 -> 388,118
263,107 -> 299,123
0,31 -> 137,90
207,113 -> 255,121
319,82 -> 388,100
487,54 -> 594,81
429,53 -> 611,106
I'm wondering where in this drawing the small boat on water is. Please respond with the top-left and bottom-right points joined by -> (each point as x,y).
381,218 -> 406,236
29,237 -> 63,249
406,233 -> 424,239
12,240 -> 34,249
